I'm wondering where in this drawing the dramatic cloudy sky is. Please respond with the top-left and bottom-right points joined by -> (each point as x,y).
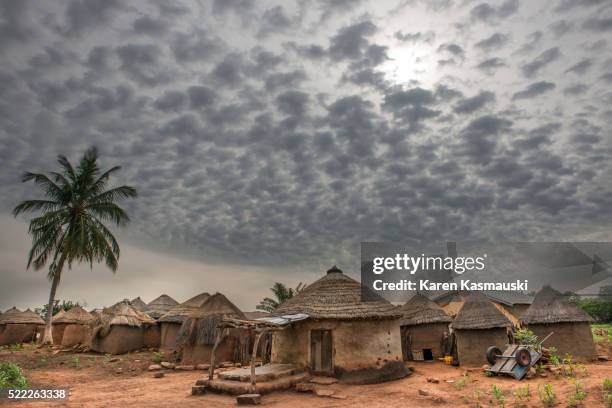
1,0 -> 612,311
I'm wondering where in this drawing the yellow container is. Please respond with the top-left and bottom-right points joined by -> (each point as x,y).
444,355 -> 453,365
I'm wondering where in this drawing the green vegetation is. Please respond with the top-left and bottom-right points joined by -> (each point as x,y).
37,299 -> 79,319
592,323 -> 612,343
0,362 -> 28,389
13,147 -> 137,344
512,385 -> 531,408
538,384 -> 556,407
568,381 -> 586,407
256,282 -> 306,312
491,385 -> 506,407
71,356 -> 80,368
454,373 -> 470,390
0,343 -> 23,352
152,351 -> 164,364
514,328 -> 538,346
604,378 -> 612,408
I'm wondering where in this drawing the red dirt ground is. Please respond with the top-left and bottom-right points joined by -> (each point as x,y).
2,345 -> 612,407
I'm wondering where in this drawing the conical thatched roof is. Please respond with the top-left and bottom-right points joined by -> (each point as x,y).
53,305 -> 94,325
274,266 -> 400,320
178,293 -> 245,346
96,300 -> 155,327
158,292 -> 210,323
146,294 -> 179,319
452,292 -> 512,330
398,293 -> 452,326
130,297 -> 147,312
0,307 -> 45,325
521,286 -> 593,325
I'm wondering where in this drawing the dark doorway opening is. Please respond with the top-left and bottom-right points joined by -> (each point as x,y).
423,348 -> 433,361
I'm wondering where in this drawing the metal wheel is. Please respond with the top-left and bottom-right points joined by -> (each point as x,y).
486,346 -> 502,365
515,347 -> 532,367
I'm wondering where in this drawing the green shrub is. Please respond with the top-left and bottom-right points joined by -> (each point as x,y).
514,328 -> 538,346
152,351 -> 164,364
0,362 -> 28,389
604,378 -> 612,392
568,381 -> 586,407
538,384 -> 556,407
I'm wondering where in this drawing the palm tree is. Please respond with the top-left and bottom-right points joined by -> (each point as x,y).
256,282 -> 305,312
13,147 -> 136,344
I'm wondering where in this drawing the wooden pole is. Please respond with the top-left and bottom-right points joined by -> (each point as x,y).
209,329 -> 225,381
250,330 -> 264,391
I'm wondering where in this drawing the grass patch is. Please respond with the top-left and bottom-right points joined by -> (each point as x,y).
592,323 -> 612,343
0,362 -> 28,389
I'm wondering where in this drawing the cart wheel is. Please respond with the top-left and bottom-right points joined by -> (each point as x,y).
515,347 -> 532,367
486,346 -> 502,365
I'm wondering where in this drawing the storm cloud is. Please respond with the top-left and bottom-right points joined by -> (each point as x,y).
1,0 -> 612,309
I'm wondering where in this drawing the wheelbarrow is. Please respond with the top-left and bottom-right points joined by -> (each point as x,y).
485,332 -> 553,380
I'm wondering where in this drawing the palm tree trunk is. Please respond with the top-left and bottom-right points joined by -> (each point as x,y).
40,252 -> 67,345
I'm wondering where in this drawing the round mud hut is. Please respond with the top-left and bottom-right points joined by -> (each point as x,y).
397,293 -> 452,361
158,292 -> 210,350
177,293 -> 248,365
52,305 -> 94,347
146,294 -> 179,320
90,300 -> 156,354
270,266 -> 407,383
452,292 -> 513,366
521,286 -> 596,362
0,308 -> 44,345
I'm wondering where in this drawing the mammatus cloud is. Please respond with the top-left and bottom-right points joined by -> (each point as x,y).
1,0 -> 612,309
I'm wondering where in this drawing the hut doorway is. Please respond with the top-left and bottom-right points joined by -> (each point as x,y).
310,329 -> 333,374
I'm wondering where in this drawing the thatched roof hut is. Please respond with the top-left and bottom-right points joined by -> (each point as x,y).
0,308 -> 44,345
178,293 -> 248,365
146,294 -> 179,319
0,308 -> 44,325
452,292 -> 512,366
52,305 -> 94,347
130,297 -> 148,312
271,266 -> 408,382
452,292 -> 513,330
274,265 -> 400,319
90,300 -> 156,354
521,286 -> 595,361
159,292 -> 210,323
158,292 -> 210,350
397,294 -> 452,361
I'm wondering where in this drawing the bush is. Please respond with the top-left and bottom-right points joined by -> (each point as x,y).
568,381 -> 586,407
0,362 -> 28,389
152,351 -> 164,364
514,328 -> 538,346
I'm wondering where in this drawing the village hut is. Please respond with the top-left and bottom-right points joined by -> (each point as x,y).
177,293 -> 248,365
158,292 -> 210,350
90,300 -> 156,354
52,305 -> 94,347
0,308 -> 44,345
146,294 -> 179,320
130,297 -> 148,312
452,292 -> 513,366
397,293 -> 452,361
270,266 -> 406,382
521,286 -> 596,361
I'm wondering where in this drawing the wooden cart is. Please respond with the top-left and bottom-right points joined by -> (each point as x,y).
485,332 -> 553,380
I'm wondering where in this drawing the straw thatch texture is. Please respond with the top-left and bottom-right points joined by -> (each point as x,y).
274,266 -> 400,320
53,305 -> 94,324
158,292 -> 210,323
452,292 -> 512,330
521,285 -> 593,324
130,297 -> 148,312
178,293 -> 245,346
92,300 -> 155,339
146,294 -> 179,319
0,307 -> 44,325
398,293 -> 452,326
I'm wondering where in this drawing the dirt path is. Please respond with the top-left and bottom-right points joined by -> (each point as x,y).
3,347 -> 612,407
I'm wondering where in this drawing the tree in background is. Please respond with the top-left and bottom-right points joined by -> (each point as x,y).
256,282 -> 305,312
13,148 -> 136,344
36,300 -> 79,319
